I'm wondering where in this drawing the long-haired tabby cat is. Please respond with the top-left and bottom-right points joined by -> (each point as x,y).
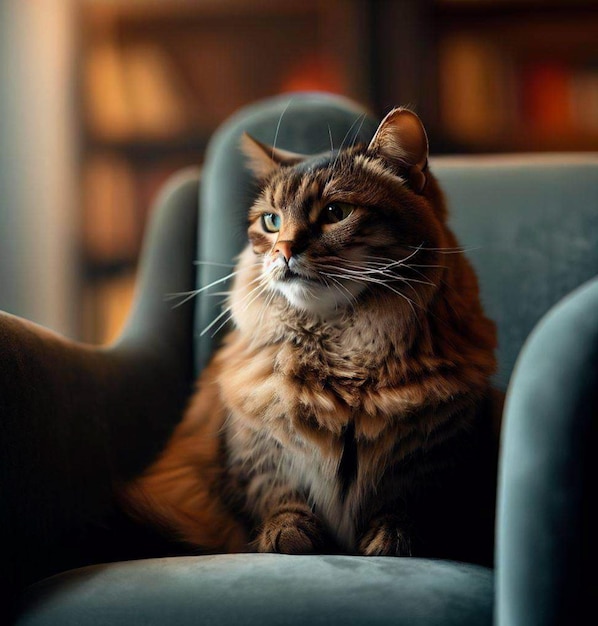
123,108 -> 501,565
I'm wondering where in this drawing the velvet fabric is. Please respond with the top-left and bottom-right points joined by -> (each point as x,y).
438,156 -> 598,389
1,170 -> 200,616
17,555 -> 493,626
497,277 -> 598,625
1,93 -> 596,625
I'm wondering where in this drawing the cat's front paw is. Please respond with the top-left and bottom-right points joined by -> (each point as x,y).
256,507 -> 326,554
358,514 -> 412,557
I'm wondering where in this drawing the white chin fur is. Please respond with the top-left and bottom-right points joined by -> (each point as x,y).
274,279 -> 363,317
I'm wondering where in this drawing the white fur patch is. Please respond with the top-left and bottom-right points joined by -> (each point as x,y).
288,450 -> 357,550
265,254 -> 364,317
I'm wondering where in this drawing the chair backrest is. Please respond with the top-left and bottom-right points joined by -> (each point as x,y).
197,94 -> 598,389
435,155 -> 598,389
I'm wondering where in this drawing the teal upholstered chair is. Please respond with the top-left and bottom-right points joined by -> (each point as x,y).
3,94 -> 597,625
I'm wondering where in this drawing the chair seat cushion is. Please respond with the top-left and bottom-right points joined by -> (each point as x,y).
17,554 -> 493,626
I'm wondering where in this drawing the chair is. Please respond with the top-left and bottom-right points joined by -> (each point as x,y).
3,93 -> 597,625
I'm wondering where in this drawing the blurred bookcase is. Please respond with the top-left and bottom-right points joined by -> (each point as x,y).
77,0 -> 369,343
76,0 -> 598,344
433,0 -> 598,152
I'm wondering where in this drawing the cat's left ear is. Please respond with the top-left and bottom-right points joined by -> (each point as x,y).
368,108 -> 429,193
241,132 -> 307,178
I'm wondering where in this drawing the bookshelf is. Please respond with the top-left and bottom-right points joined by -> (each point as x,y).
77,0 -> 598,343
77,0 -> 370,343
433,0 -> 598,152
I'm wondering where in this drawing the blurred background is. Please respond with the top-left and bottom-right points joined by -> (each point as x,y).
0,0 -> 597,344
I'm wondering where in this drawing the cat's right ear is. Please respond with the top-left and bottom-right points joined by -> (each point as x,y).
240,132 -> 306,178
368,108 -> 429,193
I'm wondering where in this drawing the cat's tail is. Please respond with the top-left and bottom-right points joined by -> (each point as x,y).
119,474 -> 248,554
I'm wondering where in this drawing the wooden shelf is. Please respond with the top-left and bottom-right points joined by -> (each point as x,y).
433,0 -> 598,153
85,135 -> 209,161
83,0 -> 330,23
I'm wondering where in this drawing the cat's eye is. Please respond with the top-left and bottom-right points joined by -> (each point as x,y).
323,203 -> 355,224
261,213 -> 281,233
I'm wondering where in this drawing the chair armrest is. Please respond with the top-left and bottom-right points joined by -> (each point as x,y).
0,169 -> 199,603
496,277 -> 598,625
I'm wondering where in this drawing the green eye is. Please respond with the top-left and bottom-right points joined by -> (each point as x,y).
262,213 -> 281,233
324,203 -> 354,224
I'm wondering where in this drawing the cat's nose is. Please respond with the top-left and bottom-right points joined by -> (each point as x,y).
274,240 -> 293,263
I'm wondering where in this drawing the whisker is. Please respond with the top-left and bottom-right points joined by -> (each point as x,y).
325,275 -> 356,311
241,282 -> 271,314
404,263 -> 448,270
193,260 -> 236,268
257,287 -> 279,326
350,113 -> 367,148
364,245 -> 423,267
320,271 -> 425,314
208,283 -> 270,338
272,98 -> 294,156
166,267 -> 259,308
326,260 -> 411,276
206,291 -> 233,297
317,260 -> 436,288
208,314 -> 236,339
202,278 -> 269,337
405,245 -> 479,254
337,113 -> 365,153
397,244 -> 424,264
333,112 -> 367,170
200,304 -> 234,337
363,276 -> 420,317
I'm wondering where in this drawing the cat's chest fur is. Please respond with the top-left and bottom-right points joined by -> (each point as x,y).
219,307 -> 413,443
217,309 -> 443,549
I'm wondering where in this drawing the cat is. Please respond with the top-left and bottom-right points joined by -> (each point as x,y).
122,108 -> 500,564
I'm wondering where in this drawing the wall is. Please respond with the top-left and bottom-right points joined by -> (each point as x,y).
0,0 -> 77,337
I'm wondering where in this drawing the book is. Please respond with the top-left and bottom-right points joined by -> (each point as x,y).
82,154 -> 139,264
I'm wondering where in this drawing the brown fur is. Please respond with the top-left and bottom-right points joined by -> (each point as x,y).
122,109 -> 499,563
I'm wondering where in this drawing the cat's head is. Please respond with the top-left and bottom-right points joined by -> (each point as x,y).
238,108 -> 449,319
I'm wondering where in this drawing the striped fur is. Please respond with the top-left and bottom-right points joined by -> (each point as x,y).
122,110 -> 500,563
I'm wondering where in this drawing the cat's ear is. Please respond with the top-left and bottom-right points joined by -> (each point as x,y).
240,132 -> 306,178
368,108 -> 429,193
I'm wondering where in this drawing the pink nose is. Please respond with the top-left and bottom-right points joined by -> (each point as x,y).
274,240 -> 293,263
